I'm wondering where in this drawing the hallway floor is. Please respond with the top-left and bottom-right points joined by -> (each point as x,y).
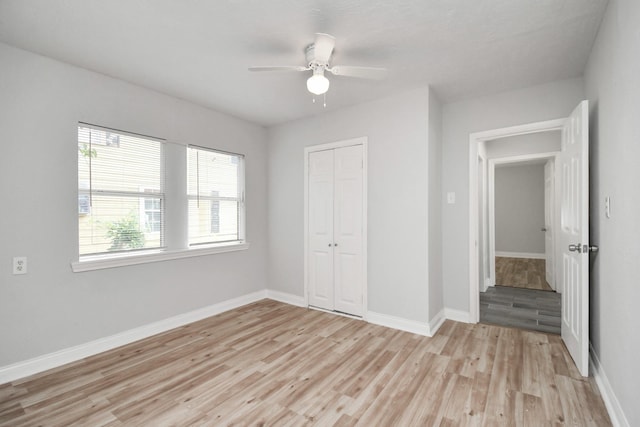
480,286 -> 561,334
495,257 -> 553,291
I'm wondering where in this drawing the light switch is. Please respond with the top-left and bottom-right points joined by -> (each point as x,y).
605,196 -> 611,219
447,192 -> 456,204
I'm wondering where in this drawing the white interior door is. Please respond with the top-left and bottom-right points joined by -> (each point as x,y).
544,160 -> 555,290
308,150 -> 335,311
333,145 -> 364,316
558,100 -> 589,376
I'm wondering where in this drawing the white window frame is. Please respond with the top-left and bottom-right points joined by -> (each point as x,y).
72,124 -> 249,273
187,145 -> 246,247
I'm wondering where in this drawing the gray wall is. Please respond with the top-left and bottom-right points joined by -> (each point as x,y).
0,42 -> 269,366
267,87 -> 435,324
494,164 -> 545,254
584,0 -> 640,424
485,131 -> 561,158
441,77 -> 584,313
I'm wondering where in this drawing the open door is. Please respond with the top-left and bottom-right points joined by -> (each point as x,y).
558,100 -> 590,376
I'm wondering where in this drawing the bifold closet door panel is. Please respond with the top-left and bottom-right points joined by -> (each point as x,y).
308,149 -> 335,310
333,145 -> 364,316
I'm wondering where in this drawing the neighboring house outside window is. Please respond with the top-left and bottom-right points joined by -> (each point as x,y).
139,190 -> 162,236
210,190 -> 220,234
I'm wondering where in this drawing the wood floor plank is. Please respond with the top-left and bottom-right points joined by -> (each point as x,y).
0,300 -> 611,426
521,391 -> 547,427
522,332 -> 548,398
390,353 -> 452,426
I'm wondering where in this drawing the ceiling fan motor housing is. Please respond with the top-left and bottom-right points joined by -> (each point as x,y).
305,44 -> 330,69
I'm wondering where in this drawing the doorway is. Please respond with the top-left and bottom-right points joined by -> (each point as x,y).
482,155 -> 560,334
304,137 -> 368,318
468,119 -> 565,324
469,101 -> 591,376
490,155 -> 557,291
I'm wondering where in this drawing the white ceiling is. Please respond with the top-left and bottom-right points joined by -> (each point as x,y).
0,0 -> 608,126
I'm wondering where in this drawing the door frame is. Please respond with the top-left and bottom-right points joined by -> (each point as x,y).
477,152 -> 490,292
304,137 -> 368,319
487,152 -> 559,292
468,119 -> 565,323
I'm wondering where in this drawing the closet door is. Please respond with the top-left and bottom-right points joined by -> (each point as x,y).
333,145 -> 364,316
307,149 -> 335,311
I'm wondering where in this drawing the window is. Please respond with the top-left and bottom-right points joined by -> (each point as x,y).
78,124 -> 164,256
187,146 -> 244,246
75,123 -> 248,271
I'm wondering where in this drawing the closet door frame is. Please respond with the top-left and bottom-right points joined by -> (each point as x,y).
304,137 -> 368,319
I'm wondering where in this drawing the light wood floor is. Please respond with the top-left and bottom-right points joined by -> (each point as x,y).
0,300 -> 610,426
496,256 -> 553,291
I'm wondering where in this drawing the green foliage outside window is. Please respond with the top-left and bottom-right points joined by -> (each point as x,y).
78,143 -> 97,159
105,215 -> 145,251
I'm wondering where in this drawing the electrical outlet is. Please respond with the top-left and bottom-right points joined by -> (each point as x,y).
13,257 -> 27,275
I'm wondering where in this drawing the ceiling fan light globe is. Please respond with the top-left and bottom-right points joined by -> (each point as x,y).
307,74 -> 330,95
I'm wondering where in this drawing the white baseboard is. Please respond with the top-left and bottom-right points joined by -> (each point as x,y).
0,291 -> 499,386
481,277 -> 493,292
0,290 -> 267,384
428,308 -> 446,335
265,289 -> 305,307
367,311 -> 432,337
589,343 -> 630,427
269,289 -> 440,338
495,251 -> 545,260
444,308 -> 471,323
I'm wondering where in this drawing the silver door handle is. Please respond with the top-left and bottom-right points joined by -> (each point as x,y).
568,243 -> 582,253
589,245 -> 599,253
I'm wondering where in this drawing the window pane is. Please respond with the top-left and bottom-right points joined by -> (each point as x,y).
187,146 -> 243,246
188,199 -> 238,245
187,148 -> 238,198
79,194 -> 162,255
78,127 -> 162,193
78,125 -> 164,256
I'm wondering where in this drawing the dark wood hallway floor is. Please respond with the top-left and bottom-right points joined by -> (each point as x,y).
495,256 -> 553,291
480,286 -> 561,334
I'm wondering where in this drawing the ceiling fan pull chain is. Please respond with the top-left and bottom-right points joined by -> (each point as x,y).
323,93 -> 327,108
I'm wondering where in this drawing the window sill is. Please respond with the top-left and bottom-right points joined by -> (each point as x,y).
71,242 -> 250,272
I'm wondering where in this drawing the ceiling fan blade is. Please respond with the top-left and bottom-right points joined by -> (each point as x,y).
248,66 -> 309,72
328,66 -> 387,80
313,33 -> 335,63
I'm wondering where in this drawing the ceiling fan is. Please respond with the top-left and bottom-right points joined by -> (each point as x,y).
249,33 -> 387,96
